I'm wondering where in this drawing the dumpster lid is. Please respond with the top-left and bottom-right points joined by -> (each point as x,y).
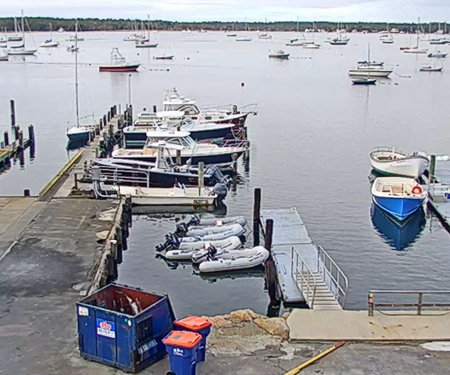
175,315 -> 212,330
163,331 -> 201,348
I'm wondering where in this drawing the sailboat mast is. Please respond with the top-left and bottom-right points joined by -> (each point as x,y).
21,9 -> 25,41
75,20 -> 79,126
147,14 -> 150,41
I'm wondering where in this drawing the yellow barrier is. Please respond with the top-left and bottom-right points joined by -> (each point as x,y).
39,149 -> 84,197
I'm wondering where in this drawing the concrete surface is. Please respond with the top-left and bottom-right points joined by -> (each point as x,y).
288,309 -> 450,341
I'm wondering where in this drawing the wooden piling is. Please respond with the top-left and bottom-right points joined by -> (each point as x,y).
10,99 -> 15,127
253,188 -> 261,246
18,130 -> 23,148
429,155 -> 436,183
103,115 -> 107,128
198,162 -> 204,193
264,219 -> 274,255
14,125 -> 19,141
28,124 -> 35,145
232,153 -> 238,175
153,105 -> 157,113
24,189 -> 30,197
74,173 -> 78,190
3,131 -> 9,147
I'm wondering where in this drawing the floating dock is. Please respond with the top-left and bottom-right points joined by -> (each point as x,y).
261,208 -> 348,310
427,160 -> 450,231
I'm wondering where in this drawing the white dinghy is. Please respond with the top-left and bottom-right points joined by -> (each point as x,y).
185,214 -> 247,227
165,237 -> 243,260
182,223 -> 245,238
370,146 -> 429,178
191,245 -> 257,264
179,223 -> 246,242
199,246 -> 270,273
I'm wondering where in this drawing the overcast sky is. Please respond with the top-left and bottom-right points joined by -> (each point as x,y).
1,0 -> 449,23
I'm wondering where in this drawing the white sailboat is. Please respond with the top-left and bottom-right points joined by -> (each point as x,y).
6,10 -> 37,56
303,21 -> 320,49
235,18 -> 252,41
7,18 -> 22,41
40,23 -> 59,47
403,18 -> 427,54
135,15 -> 158,48
66,20 -> 84,42
66,20 -> 92,143
286,16 -> 306,46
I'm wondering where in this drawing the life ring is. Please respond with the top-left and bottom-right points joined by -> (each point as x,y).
411,185 -> 422,194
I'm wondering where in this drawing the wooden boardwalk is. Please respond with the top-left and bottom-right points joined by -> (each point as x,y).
261,208 -> 346,310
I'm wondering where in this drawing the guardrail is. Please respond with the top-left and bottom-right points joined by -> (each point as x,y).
291,246 -> 317,308
317,245 -> 349,308
368,290 -> 450,316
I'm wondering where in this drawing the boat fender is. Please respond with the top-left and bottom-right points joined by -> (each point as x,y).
412,185 -> 422,194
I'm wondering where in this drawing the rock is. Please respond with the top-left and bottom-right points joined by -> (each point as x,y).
230,309 -> 265,322
254,317 -> 289,339
281,312 -> 291,320
209,315 -> 233,328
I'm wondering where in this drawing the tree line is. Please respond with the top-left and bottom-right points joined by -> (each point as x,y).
0,17 -> 446,33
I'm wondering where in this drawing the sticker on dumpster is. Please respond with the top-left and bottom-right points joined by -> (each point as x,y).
173,348 -> 184,356
96,318 -> 116,339
78,306 -> 89,316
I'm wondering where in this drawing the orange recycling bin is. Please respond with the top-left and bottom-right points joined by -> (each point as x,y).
173,316 -> 212,362
163,330 -> 202,375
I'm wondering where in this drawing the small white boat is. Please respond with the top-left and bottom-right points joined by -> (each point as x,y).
369,146 -> 429,178
235,36 -> 252,42
136,40 -> 158,48
303,43 -> 320,49
403,47 -> 428,54
183,223 -> 245,238
348,68 -> 392,77
420,65 -> 443,72
165,237 -> 243,260
199,246 -> 270,273
268,50 -> 290,59
0,53 -> 8,61
258,33 -> 272,40
118,185 -> 218,206
192,245 -> 259,264
40,39 -> 59,48
186,215 -> 247,227
156,233 -> 242,252
371,177 -> 427,221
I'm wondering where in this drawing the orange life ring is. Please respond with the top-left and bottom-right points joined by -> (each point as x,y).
411,185 -> 422,194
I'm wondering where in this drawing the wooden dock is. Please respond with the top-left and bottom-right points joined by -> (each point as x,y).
427,160 -> 450,231
261,208 -> 348,310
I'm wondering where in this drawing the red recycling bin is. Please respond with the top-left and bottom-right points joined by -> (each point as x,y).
174,316 -> 212,362
163,330 -> 201,375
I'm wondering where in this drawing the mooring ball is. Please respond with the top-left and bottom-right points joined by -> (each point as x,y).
241,82 -> 245,87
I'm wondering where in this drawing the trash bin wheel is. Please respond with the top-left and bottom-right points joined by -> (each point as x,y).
166,372 -> 176,375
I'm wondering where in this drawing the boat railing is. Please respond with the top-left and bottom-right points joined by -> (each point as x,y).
371,145 -> 407,155
220,139 -> 249,149
200,103 -> 258,114
428,183 -> 450,201
368,290 -> 450,316
291,246 -> 317,309
317,245 -> 349,308
96,166 -> 151,187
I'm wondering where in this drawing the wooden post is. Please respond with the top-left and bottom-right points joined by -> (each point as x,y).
74,173 -> 78,190
153,105 -> 157,113
24,189 -> 30,197
368,292 -> 374,316
28,124 -> 35,145
264,219 -> 273,254
244,141 -> 250,172
429,155 -> 436,183
3,131 -> 9,147
10,99 -> 15,127
253,188 -> 261,246
18,130 -> 23,148
99,118 -> 103,130
14,125 -> 19,141
103,115 -> 107,127
198,162 -> 204,193
232,153 -> 238,175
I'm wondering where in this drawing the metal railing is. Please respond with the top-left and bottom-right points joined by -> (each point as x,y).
428,183 -> 450,201
291,246 -> 317,308
317,245 -> 349,308
368,290 -> 450,316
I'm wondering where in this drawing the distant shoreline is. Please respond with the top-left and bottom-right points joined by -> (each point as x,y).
0,17 -> 448,34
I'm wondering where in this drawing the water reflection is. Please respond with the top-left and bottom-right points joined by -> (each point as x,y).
66,139 -> 88,150
371,203 -> 426,251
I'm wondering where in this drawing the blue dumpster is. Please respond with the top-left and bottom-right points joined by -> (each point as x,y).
76,283 -> 176,373
163,330 -> 201,375
174,316 -> 212,362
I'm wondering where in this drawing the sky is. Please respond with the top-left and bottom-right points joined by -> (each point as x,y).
1,0 -> 449,23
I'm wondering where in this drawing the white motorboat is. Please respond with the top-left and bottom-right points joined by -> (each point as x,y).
192,245 -> 255,264
268,50 -> 290,59
369,146 -> 429,178
118,185 -> 218,206
165,237 -> 243,260
371,177 -> 427,221
182,223 -> 245,238
303,43 -> 320,49
112,131 -> 247,168
404,47 -> 428,54
348,68 -> 392,77
235,36 -> 252,41
176,223 -> 245,242
420,65 -> 443,72
258,33 -> 272,39
199,246 -> 270,273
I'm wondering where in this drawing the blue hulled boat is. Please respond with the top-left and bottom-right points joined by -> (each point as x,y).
371,177 -> 427,221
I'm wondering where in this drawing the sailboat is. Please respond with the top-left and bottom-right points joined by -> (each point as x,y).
235,18 -> 252,41
7,18 -> 22,41
66,20 -> 92,143
135,15 -> 158,48
329,22 -> 350,45
286,17 -> 306,46
66,20 -> 84,42
123,21 -> 146,41
420,57 -> 443,72
40,23 -> 59,47
6,10 -> 37,56
303,22 -> 320,49
349,43 -> 392,77
403,19 -> 427,54
380,23 -> 394,44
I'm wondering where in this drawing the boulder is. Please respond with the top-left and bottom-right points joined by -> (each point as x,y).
209,315 -> 233,328
230,309 -> 265,322
254,317 -> 289,339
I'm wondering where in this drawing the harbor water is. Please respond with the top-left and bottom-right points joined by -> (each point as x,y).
1,31 -> 450,316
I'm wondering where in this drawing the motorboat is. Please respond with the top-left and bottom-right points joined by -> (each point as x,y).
67,45 -> 79,52
420,65 -> 443,72
371,177 -> 427,221
286,39 -> 307,46
227,33 -> 237,37
403,47 -> 428,54
170,223 -> 245,243
198,246 -> 270,273
66,126 -> 92,142
191,245 -> 257,263
161,237 -> 242,259
329,37 -> 350,45
352,78 -> 376,85
118,185 -> 218,206
136,40 -> 158,48
258,33 -> 272,40
303,43 -> 320,49
40,39 -> 59,48
163,88 -> 257,126
99,48 -> 140,72
369,146 -> 429,178
156,232 -> 242,252
154,55 -> 174,60
428,51 -> 447,58
235,36 -> 252,41
113,131 -> 247,168
268,50 -> 290,59
357,60 -> 384,68
180,214 -> 247,228
0,53 -> 8,61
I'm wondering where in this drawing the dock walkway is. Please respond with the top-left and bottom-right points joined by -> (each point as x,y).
261,208 -> 347,310
428,160 -> 450,230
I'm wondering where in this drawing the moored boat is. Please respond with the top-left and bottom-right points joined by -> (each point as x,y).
369,146 -> 429,178
268,50 -> 290,59
99,48 -> 140,72
352,78 -> 376,85
348,67 -> 392,77
420,65 -> 443,72
371,177 -> 427,221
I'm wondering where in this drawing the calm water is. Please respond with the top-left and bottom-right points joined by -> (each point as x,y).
1,30 -> 450,316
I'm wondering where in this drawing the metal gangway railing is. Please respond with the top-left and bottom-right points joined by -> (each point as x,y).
368,290 -> 450,316
291,246 -> 317,308
317,245 -> 349,308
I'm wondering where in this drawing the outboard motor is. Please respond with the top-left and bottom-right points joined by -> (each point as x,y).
232,105 -> 238,114
187,214 -> 201,227
205,165 -> 228,185
213,183 -> 228,202
205,245 -> 218,261
174,222 -> 189,236
156,233 -> 180,252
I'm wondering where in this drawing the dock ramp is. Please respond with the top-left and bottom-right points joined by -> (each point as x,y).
261,208 -> 348,310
